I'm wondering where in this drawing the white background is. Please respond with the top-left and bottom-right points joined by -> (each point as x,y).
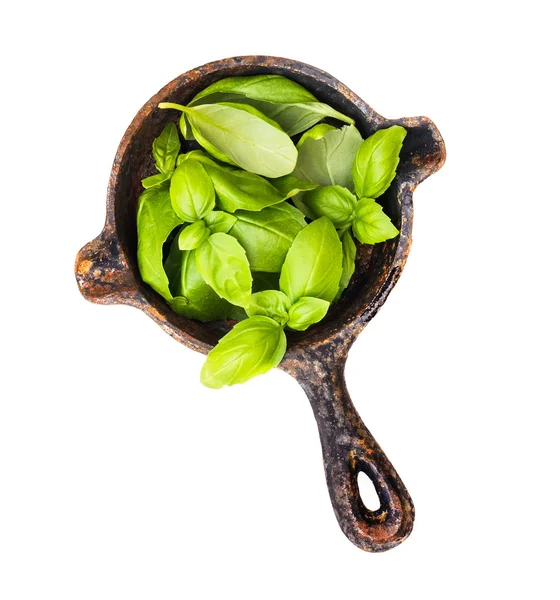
1,1 -> 559,598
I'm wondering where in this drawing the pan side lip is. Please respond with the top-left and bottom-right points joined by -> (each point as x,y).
91,55 -> 442,357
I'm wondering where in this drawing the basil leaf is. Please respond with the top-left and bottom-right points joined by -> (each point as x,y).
286,297 -> 330,331
229,203 -> 306,272
301,185 -> 357,228
170,160 -> 215,222
217,101 -> 283,130
137,188 -> 183,301
204,210 -> 237,234
352,125 -> 407,199
190,74 -> 317,105
179,113 -> 195,140
280,216 -> 343,303
176,150 -> 231,169
196,233 -> 252,307
297,123 -> 336,148
246,290 -> 291,325
152,122 -> 181,174
190,122 -> 239,166
162,103 -> 297,178
291,194 -> 316,220
200,316 -> 287,389
164,236 -> 230,322
204,164 -> 285,212
141,172 -> 171,189
293,125 -> 363,191
252,271 -> 280,293
178,220 -> 210,250
269,174 -> 318,199
336,229 -> 357,300
352,198 -> 399,244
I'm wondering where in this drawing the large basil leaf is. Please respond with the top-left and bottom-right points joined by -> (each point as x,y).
336,229 -> 357,300
196,233 -> 252,307
286,297 -> 330,331
293,125 -> 363,191
189,75 -> 353,136
178,220 -> 210,250
200,316 -> 287,388
170,160 -> 215,222
152,122 -> 181,174
246,290 -> 291,324
204,164 -> 285,212
163,103 -> 297,178
164,236 -> 230,322
229,203 -> 306,272
352,125 -> 407,199
137,188 -> 183,301
352,198 -> 399,244
204,210 -> 237,234
280,216 -> 343,303
301,185 -> 358,228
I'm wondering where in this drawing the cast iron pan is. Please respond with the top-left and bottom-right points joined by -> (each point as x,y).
75,56 -> 446,552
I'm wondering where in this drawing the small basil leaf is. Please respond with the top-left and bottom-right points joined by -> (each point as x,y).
293,125 -> 363,191
170,160 -> 215,222
352,125 -> 407,199
352,198 -> 399,244
280,216 -> 343,303
152,122 -> 181,174
252,271 -> 281,293
176,150 -> 231,170
196,233 -> 252,307
229,203 -> 306,272
137,188 -> 183,301
246,290 -> 291,325
336,229 -> 357,300
141,172 -> 171,189
164,236 -> 230,321
301,185 -> 358,228
286,297 -> 330,331
169,103 -> 297,178
297,123 -> 337,148
204,210 -> 237,234
204,164 -> 285,212
189,74 -> 317,105
178,220 -> 210,250
179,113 -> 195,140
200,316 -> 287,389
269,174 -> 319,199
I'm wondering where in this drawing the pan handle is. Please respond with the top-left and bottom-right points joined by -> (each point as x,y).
289,349 -> 414,552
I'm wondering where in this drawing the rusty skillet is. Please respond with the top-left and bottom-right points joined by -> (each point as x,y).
75,56 -> 445,552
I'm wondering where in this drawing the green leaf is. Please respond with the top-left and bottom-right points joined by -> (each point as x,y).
204,163 -> 285,212
336,229 -> 357,300
352,198 -> 399,244
246,290 -> 291,325
170,160 -> 215,222
171,103 -> 297,178
252,271 -> 280,293
293,125 -> 363,191
178,220 -> 210,250
176,150 -> 231,169
204,210 -> 237,234
141,172 -> 171,189
179,113 -> 195,140
268,174 -> 318,199
190,122 -> 239,166
137,188 -> 183,301
152,122 -> 181,174
301,185 -> 357,228
164,235 -> 230,322
286,297 -> 330,331
200,316 -> 287,388
196,233 -> 252,307
229,203 -> 306,272
280,216 -> 343,303
352,125 -> 407,199
297,123 -> 336,148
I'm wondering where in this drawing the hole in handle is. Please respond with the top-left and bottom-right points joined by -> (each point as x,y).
357,470 -> 381,512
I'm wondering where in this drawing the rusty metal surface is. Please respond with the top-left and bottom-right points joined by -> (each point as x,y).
75,56 -> 446,552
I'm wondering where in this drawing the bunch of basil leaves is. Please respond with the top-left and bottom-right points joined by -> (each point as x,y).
137,74 -> 406,388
